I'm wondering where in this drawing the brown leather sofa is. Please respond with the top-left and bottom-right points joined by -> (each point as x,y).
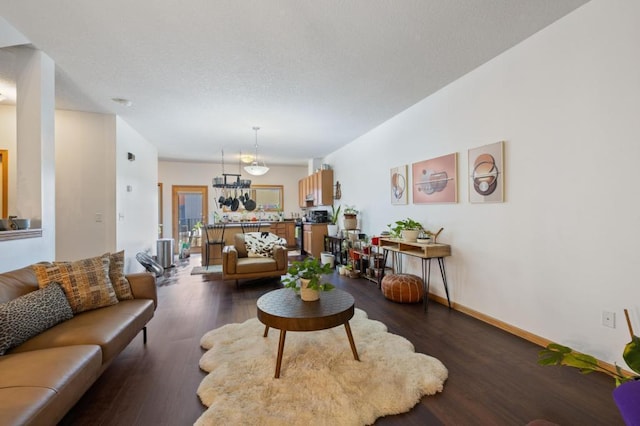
222,233 -> 288,286
0,264 -> 157,426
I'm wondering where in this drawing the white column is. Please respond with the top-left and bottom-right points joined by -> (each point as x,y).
16,47 -> 55,248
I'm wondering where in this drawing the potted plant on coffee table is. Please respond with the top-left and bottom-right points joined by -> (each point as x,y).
282,257 -> 335,301
387,218 -> 425,242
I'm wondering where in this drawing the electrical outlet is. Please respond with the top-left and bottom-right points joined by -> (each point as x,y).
602,311 -> 616,328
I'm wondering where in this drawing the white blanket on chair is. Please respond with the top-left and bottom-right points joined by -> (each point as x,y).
244,232 -> 287,257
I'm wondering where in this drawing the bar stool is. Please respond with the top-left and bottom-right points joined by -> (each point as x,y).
241,222 -> 261,233
203,223 -> 226,267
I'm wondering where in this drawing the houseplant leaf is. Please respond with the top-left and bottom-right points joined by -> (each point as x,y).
623,309 -> 640,375
623,336 -> 640,375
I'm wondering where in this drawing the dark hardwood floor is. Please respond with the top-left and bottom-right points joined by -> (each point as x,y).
60,255 -> 623,425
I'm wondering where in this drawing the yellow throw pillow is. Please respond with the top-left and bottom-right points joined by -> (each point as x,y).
109,250 -> 134,300
32,253 -> 118,313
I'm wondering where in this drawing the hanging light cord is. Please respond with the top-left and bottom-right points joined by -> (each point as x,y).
253,126 -> 260,163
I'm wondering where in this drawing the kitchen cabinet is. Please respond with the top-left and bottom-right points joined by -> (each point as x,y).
303,223 -> 328,259
298,170 -> 333,207
270,221 -> 297,249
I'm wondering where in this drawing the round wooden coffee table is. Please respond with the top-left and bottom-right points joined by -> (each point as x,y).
257,288 -> 360,378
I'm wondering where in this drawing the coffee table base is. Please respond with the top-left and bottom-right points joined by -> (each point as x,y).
264,324 -> 360,378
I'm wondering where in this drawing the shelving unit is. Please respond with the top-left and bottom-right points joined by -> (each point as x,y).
324,235 -> 346,265
351,242 -> 391,287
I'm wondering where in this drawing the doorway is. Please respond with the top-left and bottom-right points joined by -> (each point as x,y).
158,183 -> 163,238
172,185 -> 208,254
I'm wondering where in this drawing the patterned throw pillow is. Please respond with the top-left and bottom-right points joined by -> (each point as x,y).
0,282 -> 73,355
32,253 -> 119,313
244,232 -> 287,257
109,250 -> 133,300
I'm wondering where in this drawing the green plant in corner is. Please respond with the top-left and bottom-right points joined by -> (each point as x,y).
538,309 -> 640,386
329,205 -> 341,225
387,218 -> 426,238
282,257 -> 335,291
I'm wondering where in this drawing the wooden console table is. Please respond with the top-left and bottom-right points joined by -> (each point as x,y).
379,238 -> 452,311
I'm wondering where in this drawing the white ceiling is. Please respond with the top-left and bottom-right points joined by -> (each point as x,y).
0,1 -> 589,165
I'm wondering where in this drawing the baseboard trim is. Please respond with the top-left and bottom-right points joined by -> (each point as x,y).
427,293 -> 628,377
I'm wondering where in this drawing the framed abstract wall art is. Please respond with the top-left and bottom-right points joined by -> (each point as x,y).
468,141 -> 504,203
390,165 -> 408,205
412,153 -> 457,204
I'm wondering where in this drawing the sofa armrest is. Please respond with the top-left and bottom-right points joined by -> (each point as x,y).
273,245 -> 287,271
222,246 -> 238,274
126,272 -> 157,309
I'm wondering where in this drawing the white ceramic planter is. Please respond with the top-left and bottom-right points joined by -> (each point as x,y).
320,252 -> 335,268
401,229 -> 420,242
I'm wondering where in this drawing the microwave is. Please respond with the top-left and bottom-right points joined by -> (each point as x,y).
309,210 -> 329,223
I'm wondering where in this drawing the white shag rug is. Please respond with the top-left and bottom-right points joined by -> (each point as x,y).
196,308 -> 448,426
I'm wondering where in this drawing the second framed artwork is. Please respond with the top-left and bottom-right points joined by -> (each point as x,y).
412,153 -> 457,204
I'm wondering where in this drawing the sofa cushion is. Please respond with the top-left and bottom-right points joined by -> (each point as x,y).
0,266 -> 40,304
0,345 -> 102,426
0,282 -> 74,356
109,250 -> 134,300
32,253 -> 118,314
9,299 -> 155,364
244,232 -> 287,257
236,257 -> 278,274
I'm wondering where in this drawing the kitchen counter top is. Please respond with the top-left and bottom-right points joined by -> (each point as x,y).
212,222 -> 272,227
213,220 -> 300,227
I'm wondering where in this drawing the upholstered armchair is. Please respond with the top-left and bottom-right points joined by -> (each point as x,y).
222,232 -> 288,287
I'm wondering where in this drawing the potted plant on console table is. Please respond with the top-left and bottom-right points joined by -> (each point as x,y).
387,218 -> 426,242
282,257 -> 335,301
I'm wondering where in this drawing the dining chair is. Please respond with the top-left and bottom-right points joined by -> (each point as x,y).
203,223 -> 226,267
241,222 -> 261,234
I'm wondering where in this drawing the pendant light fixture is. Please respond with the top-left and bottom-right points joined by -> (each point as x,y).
244,126 -> 269,176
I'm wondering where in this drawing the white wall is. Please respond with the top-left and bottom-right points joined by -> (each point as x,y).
115,116 -> 159,273
158,161 -> 307,241
55,111 -> 117,260
324,0 -> 640,368
56,113 -> 158,273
